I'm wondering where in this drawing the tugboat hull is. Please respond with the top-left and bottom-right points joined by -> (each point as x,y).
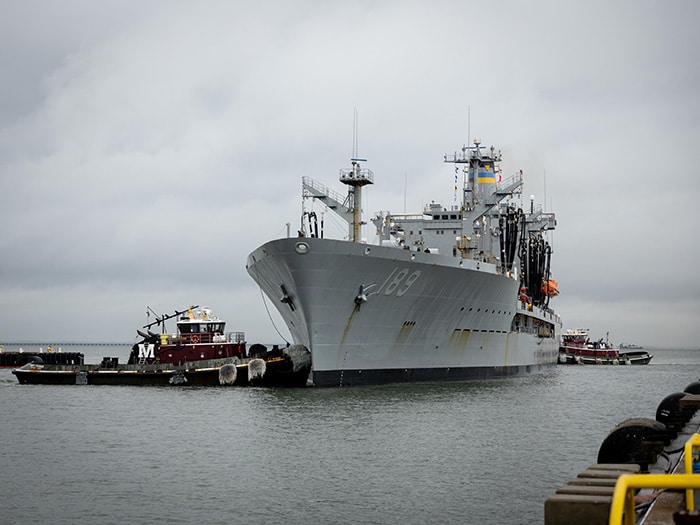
13,348 -> 312,387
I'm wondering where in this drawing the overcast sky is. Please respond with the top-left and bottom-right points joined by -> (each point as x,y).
1,0 -> 698,348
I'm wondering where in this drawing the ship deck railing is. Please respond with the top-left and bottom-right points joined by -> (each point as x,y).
517,301 -> 559,321
389,212 -> 428,221
165,331 -> 245,345
226,331 -> 245,343
302,176 -> 346,208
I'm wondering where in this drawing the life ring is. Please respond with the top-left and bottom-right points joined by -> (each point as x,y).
191,335 -> 200,344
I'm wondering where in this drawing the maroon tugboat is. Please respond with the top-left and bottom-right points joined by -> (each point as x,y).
12,305 -> 311,386
129,305 -> 249,366
558,328 -> 652,365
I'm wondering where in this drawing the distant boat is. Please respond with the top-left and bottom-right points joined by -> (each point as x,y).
12,306 -> 311,386
558,329 -> 652,365
619,342 -> 644,350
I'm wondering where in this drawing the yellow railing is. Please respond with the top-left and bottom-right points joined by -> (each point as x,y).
609,473 -> 700,525
685,433 -> 700,510
609,432 -> 700,524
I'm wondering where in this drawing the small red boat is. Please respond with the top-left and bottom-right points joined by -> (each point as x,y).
558,328 -> 652,365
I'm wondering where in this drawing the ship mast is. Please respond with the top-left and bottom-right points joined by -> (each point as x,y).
339,110 -> 374,242
444,137 -> 502,209
340,160 -> 374,242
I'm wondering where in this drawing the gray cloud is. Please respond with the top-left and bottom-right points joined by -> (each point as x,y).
1,0 -> 699,347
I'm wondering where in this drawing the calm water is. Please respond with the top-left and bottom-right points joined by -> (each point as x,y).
1,345 -> 699,525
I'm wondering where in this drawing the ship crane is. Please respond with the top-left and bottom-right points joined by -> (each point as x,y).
301,160 -> 374,242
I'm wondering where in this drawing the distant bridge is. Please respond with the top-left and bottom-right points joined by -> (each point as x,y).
0,342 -> 131,347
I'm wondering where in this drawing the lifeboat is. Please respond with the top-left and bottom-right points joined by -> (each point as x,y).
541,279 -> 559,297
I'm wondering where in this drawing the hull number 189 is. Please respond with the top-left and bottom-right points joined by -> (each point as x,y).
381,268 -> 422,297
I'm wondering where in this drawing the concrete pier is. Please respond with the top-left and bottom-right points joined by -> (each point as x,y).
545,387 -> 700,525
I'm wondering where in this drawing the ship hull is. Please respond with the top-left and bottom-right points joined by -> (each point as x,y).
558,350 -> 653,365
247,237 -> 561,386
313,362 -> 552,387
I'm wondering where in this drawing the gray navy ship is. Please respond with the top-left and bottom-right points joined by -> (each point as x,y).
246,137 -> 562,386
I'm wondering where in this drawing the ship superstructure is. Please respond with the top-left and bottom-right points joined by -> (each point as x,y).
246,137 -> 562,386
